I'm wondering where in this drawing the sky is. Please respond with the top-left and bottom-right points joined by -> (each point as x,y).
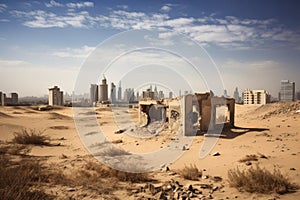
0,0 -> 300,98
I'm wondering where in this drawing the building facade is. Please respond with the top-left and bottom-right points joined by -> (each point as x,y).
49,86 -> 64,106
279,80 -> 295,102
243,89 -> 270,105
98,77 -> 108,103
110,82 -> 116,103
90,84 -> 98,104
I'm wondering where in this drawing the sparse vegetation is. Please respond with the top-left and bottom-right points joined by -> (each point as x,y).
179,164 -> 202,180
228,165 -> 297,194
84,161 -> 150,183
12,129 -> 50,145
0,144 -> 53,200
239,154 -> 258,162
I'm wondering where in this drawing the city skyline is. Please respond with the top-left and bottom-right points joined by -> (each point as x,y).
0,1 -> 300,97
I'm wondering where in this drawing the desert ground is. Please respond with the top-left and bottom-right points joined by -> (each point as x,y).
0,101 -> 299,199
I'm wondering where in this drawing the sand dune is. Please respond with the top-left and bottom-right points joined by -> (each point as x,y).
0,102 -> 299,199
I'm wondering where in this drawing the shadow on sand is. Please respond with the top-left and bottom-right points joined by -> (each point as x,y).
202,124 -> 269,139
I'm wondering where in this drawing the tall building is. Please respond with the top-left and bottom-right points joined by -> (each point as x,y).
124,88 -> 134,102
223,89 -> 228,97
243,89 -> 270,105
233,87 -> 240,103
154,85 -> 158,100
142,89 -> 154,99
297,91 -> 300,101
49,86 -> 64,106
158,90 -> 164,99
117,81 -> 122,101
11,93 -> 18,104
110,82 -> 116,103
169,91 -> 173,98
0,91 -> 4,106
90,84 -> 98,104
99,77 -> 108,103
279,80 -> 295,102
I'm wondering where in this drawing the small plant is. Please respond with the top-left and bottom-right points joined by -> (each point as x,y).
228,165 -> 297,194
12,129 -> 50,145
179,164 -> 202,180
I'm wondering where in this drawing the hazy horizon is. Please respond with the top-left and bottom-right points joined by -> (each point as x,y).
0,0 -> 300,98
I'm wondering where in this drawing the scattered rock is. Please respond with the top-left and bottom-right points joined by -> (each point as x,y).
114,129 -> 125,134
290,167 -> 296,171
245,161 -> 252,166
212,176 -> 222,182
212,152 -> 220,156
112,139 -> 123,144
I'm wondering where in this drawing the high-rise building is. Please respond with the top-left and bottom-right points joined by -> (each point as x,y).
90,84 -> 98,104
117,81 -> 122,101
243,89 -> 270,105
154,85 -> 158,100
233,87 -> 240,103
297,91 -> 300,101
158,90 -> 164,99
11,93 -> 18,104
124,88 -> 134,102
279,80 -> 295,102
169,91 -> 173,98
99,77 -> 108,103
223,89 -> 228,98
110,82 -> 116,103
142,89 -> 154,99
49,86 -> 64,106
0,91 -> 4,106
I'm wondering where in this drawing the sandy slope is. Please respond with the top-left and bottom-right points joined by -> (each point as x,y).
0,102 -> 299,199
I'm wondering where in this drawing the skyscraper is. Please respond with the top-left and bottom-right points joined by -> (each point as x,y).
279,80 -> 295,102
99,76 -> 108,103
0,91 -> 4,106
233,87 -> 240,103
169,91 -> 173,98
49,86 -> 64,106
118,81 -> 122,101
90,84 -> 98,104
110,82 -> 116,103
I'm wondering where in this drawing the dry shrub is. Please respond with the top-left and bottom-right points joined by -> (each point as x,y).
12,129 -> 50,145
84,161 -> 150,183
179,164 -> 202,180
228,165 -> 297,194
239,154 -> 258,162
0,152 -> 52,200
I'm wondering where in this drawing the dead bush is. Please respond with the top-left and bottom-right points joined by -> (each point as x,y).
12,129 -> 50,145
179,164 -> 202,180
84,161 -> 150,183
228,165 -> 297,194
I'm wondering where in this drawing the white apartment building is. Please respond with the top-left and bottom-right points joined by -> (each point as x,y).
243,89 -> 270,105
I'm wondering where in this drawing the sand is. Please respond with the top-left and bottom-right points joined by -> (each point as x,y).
0,102 -> 299,199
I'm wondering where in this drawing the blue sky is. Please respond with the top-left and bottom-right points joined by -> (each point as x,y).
0,0 -> 299,97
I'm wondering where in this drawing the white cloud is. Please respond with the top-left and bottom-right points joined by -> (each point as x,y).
222,59 -> 280,70
11,10 -> 97,28
0,59 -> 29,66
160,5 -> 171,12
9,7 -> 300,49
45,0 -> 63,8
0,3 -> 7,12
52,45 -> 96,58
117,5 -> 129,9
66,1 -> 94,9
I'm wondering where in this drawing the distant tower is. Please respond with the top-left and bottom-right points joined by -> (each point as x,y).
169,91 -> 173,98
279,80 -> 295,102
11,93 -> 18,104
110,82 -> 116,103
117,81 -> 122,101
49,86 -> 64,106
158,91 -> 164,99
99,76 -> 108,103
224,89 -> 228,97
233,87 -> 240,103
154,85 -> 158,100
90,84 -> 98,104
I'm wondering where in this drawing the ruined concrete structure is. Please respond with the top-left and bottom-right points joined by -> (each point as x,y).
139,92 -> 235,135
